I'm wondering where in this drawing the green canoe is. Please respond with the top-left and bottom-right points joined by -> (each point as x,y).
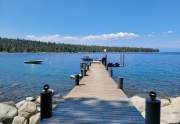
24,60 -> 43,64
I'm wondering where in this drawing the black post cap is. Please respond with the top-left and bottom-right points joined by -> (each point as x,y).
149,91 -> 156,101
44,84 -> 50,91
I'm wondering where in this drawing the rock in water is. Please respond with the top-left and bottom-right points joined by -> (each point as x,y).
15,100 -> 26,109
161,96 -> 180,124
29,113 -> 40,124
26,97 -> 35,101
130,96 -> 145,112
0,103 -> 18,123
161,98 -> 171,107
2,101 -> 16,106
161,105 -> 180,124
12,116 -> 27,124
35,96 -> 40,104
18,101 -> 37,119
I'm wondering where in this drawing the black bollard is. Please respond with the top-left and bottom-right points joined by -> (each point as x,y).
81,69 -> 87,77
75,74 -> 80,85
84,69 -> 87,76
145,91 -> 161,124
41,84 -> 52,120
104,56 -> 107,66
106,65 -> 108,70
80,62 -> 83,70
108,67 -> 113,77
81,69 -> 84,78
117,77 -> 124,90
83,63 -> 87,70
86,64 -> 89,71
102,57 -> 105,65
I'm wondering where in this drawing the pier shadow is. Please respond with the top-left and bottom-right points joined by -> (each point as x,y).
41,98 -> 144,124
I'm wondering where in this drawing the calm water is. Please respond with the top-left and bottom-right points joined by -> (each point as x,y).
0,52 -> 180,102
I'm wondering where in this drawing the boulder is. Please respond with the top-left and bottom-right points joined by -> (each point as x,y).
130,96 -> 145,112
18,101 -> 37,119
171,96 -> 180,109
160,97 -> 180,124
29,113 -> 40,124
37,106 -> 40,112
3,101 -> 16,106
161,105 -> 180,124
26,97 -> 35,101
0,103 -> 17,122
36,96 -> 40,104
16,100 -> 26,109
12,116 -> 27,124
141,111 -> 145,118
161,98 -> 171,107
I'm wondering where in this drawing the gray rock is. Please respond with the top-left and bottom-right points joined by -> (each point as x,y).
161,96 -> 180,124
29,113 -> 40,124
35,96 -> 40,104
161,98 -> 171,107
2,101 -> 16,106
0,103 -> 18,122
18,101 -> 37,119
130,96 -> 145,112
16,100 -> 26,109
26,97 -> 35,101
12,116 -> 27,124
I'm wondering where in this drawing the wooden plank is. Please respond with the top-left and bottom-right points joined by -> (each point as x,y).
41,63 -> 144,124
65,63 -> 127,101
41,98 -> 144,124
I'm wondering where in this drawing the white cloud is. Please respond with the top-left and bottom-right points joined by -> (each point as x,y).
145,30 -> 175,38
167,30 -> 174,34
25,32 -> 139,44
162,30 -> 175,35
146,32 -> 155,37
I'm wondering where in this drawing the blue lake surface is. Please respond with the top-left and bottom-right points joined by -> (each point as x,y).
0,52 -> 180,102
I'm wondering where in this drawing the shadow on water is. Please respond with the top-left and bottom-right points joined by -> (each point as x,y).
41,98 -> 144,124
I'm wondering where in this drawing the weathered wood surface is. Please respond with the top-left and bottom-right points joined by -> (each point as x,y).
41,62 -> 144,124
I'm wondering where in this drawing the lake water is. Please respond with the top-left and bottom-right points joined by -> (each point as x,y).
0,52 -> 180,102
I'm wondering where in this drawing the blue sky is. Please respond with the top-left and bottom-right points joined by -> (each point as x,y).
0,0 -> 180,51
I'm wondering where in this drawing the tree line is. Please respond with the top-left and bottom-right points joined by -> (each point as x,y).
0,37 -> 159,52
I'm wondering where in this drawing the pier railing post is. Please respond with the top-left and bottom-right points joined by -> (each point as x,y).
145,91 -> 161,124
84,69 -> 87,76
86,64 -> 89,71
80,62 -> 83,70
106,63 -> 109,70
102,56 -> 107,67
81,69 -> 84,78
82,63 -> 86,70
75,74 -> 80,85
117,77 -> 124,90
40,84 -> 52,120
108,67 -> 113,77
81,69 -> 87,77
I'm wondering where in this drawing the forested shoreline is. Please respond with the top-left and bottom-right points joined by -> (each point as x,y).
0,37 -> 159,52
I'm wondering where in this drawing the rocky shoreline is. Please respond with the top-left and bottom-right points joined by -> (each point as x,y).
130,96 -> 180,124
0,94 -> 62,124
1,95 -> 180,124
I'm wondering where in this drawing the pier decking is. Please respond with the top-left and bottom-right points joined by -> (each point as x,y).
41,62 -> 144,124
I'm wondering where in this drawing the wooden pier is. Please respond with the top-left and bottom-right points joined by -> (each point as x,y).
41,62 -> 144,124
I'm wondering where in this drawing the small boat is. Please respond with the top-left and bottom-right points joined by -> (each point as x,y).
107,62 -> 120,67
24,59 -> 43,64
82,56 -> 93,61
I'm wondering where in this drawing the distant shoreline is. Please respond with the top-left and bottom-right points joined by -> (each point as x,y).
0,37 -> 159,52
